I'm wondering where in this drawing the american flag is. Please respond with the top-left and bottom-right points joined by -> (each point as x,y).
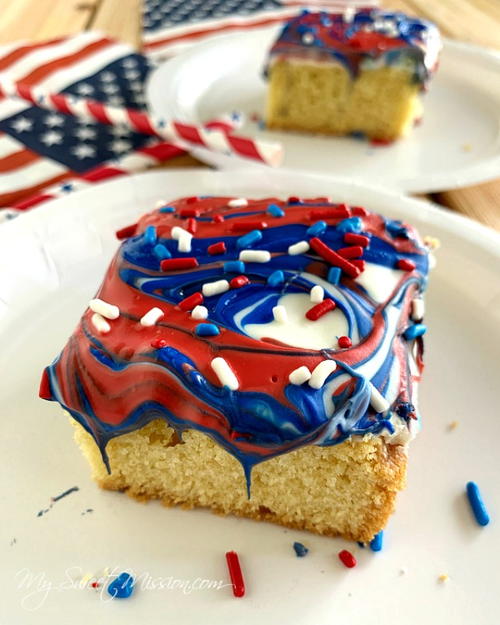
143,0 -> 379,60
0,32 -> 184,220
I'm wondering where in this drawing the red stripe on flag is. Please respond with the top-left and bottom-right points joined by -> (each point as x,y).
137,142 -> 186,160
0,36 -> 67,71
0,149 -> 39,172
17,38 -> 113,86
83,166 -> 126,182
0,173 -> 71,208
13,193 -> 55,211
144,13 -> 294,50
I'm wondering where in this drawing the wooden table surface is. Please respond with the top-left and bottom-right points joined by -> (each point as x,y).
1,0 -> 499,231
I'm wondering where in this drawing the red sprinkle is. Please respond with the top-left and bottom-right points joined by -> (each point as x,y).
225,551 -> 245,598
185,196 -> 198,204
180,207 -> 200,217
179,291 -> 203,311
351,259 -> 366,272
397,259 -> 416,271
351,206 -> 369,217
151,338 -> 168,349
309,237 -> 360,278
344,232 -> 370,247
338,336 -> 352,349
230,220 -> 268,233
230,275 -> 250,289
90,582 -> 100,589
336,245 -> 363,259
309,206 -> 350,221
160,257 -> 199,271
306,298 -> 336,321
288,196 -> 300,203
186,218 -> 197,234
115,223 -> 137,239
39,368 -> 52,399
212,214 -> 224,223
338,550 -> 357,568
208,241 -> 227,255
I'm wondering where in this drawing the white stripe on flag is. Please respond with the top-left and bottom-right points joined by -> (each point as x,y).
0,133 -> 26,158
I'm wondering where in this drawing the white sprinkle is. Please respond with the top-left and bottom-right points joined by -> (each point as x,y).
302,32 -> 314,44
202,279 -> 230,297
155,199 -> 167,209
428,252 -> 437,269
239,250 -> 271,263
370,383 -> 390,413
343,6 -> 355,22
191,305 -> 208,320
289,366 -> 312,385
272,305 -> 288,323
288,240 -> 310,256
89,298 -> 119,320
171,226 -> 193,252
140,307 -> 164,327
211,357 -> 239,390
310,285 -> 324,304
228,198 -> 248,207
411,298 -> 425,321
91,313 -> 110,334
308,360 -> 337,389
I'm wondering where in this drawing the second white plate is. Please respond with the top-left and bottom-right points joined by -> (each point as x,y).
147,28 -> 500,193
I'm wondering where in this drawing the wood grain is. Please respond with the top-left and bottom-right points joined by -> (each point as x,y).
0,0 -> 499,230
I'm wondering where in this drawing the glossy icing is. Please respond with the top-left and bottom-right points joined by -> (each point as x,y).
40,196 -> 429,488
265,8 -> 441,87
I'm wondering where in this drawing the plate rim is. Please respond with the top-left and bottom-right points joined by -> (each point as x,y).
145,31 -> 500,193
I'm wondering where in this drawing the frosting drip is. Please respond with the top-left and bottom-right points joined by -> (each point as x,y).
41,196 -> 429,488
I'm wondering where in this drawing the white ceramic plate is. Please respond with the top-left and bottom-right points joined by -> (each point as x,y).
1,169 -> 499,625
147,28 -> 500,193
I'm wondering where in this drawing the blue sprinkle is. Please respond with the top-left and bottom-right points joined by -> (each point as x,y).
107,572 -> 135,599
357,542 -> 365,548
257,120 -> 266,130
159,205 -> 175,213
350,131 -> 366,140
267,203 -> 285,218
386,219 -> 409,239
306,220 -> 327,236
466,482 -> 490,526
403,324 -> 427,340
293,542 -> 309,557
370,531 -> 384,552
336,217 -> 363,233
396,402 -> 415,419
153,244 -> 171,260
223,260 -> 245,273
327,267 -> 341,284
195,323 -> 220,337
267,270 -> 285,286
144,225 -> 157,245
237,229 -> 262,249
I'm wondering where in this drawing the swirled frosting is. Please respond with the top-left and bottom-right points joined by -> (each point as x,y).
40,195 -> 429,487
265,8 -> 441,88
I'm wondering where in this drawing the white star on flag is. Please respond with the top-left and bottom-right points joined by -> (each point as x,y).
100,71 -> 116,83
75,83 -> 95,95
110,124 -> 131,137
11,117 -> 33,132
107,96 -> 124,106
109,139 -> 132,154
45,113 -> 65,127
40,130 -> 63,146
101,84 -> 120,95
72,144 -> 96,159
74,126 -> 97,140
